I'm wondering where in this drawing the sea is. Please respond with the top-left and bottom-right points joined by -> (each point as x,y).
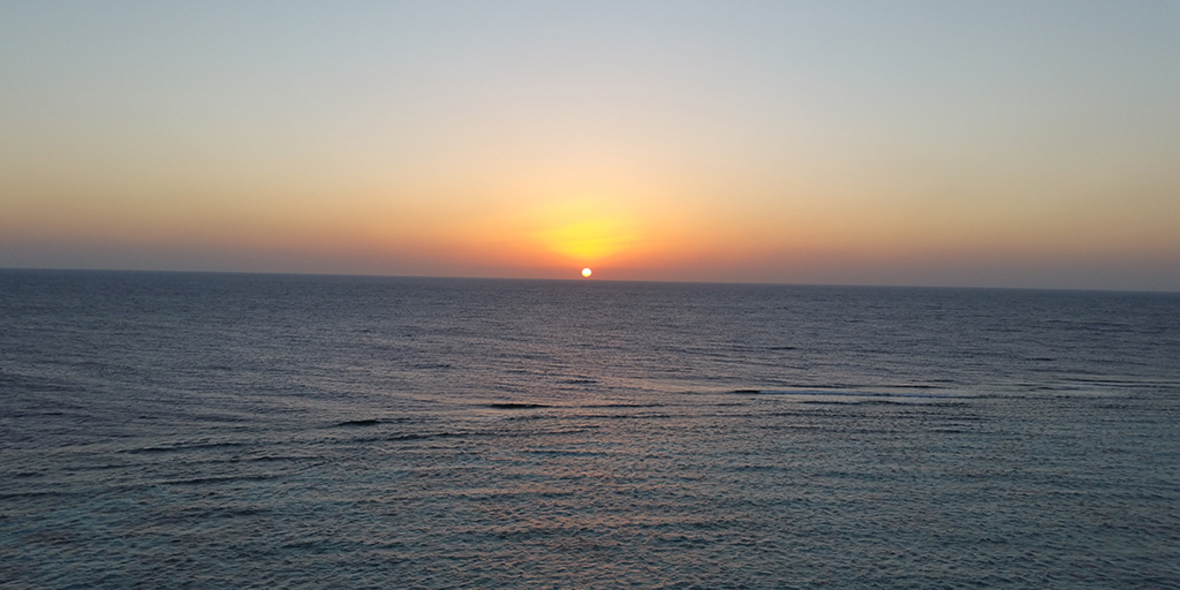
1,269 -> 1178,589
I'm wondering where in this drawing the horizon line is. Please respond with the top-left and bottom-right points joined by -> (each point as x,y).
3,266 -> 1176,295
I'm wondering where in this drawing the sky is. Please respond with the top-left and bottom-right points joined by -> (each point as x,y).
2,1 -> 1178,290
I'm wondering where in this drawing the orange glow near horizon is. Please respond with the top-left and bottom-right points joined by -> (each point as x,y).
441,192 -> 683,273
535,218 -> 637,261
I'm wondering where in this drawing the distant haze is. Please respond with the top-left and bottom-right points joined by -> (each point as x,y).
2,2 -> 1178,290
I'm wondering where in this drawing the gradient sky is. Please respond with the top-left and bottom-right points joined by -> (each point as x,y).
2,1 -> 1178,290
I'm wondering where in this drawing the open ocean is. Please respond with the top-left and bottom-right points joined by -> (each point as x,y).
1,269 -> 1178,589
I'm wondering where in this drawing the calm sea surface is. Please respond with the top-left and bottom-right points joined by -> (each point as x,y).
2,270 -> 1178,589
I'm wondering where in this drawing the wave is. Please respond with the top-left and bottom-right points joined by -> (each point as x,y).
728,388 -> 968,400
334,419 -> 383,427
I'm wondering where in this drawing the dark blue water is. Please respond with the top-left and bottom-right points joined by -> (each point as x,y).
2,270 -> 1178,589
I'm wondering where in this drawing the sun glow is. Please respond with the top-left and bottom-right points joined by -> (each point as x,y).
535,218 -> 637,261
581,267 -> 592,278
448,190 -> 706,277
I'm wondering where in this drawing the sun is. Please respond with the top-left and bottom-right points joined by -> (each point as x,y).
581,267 -> 592,278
